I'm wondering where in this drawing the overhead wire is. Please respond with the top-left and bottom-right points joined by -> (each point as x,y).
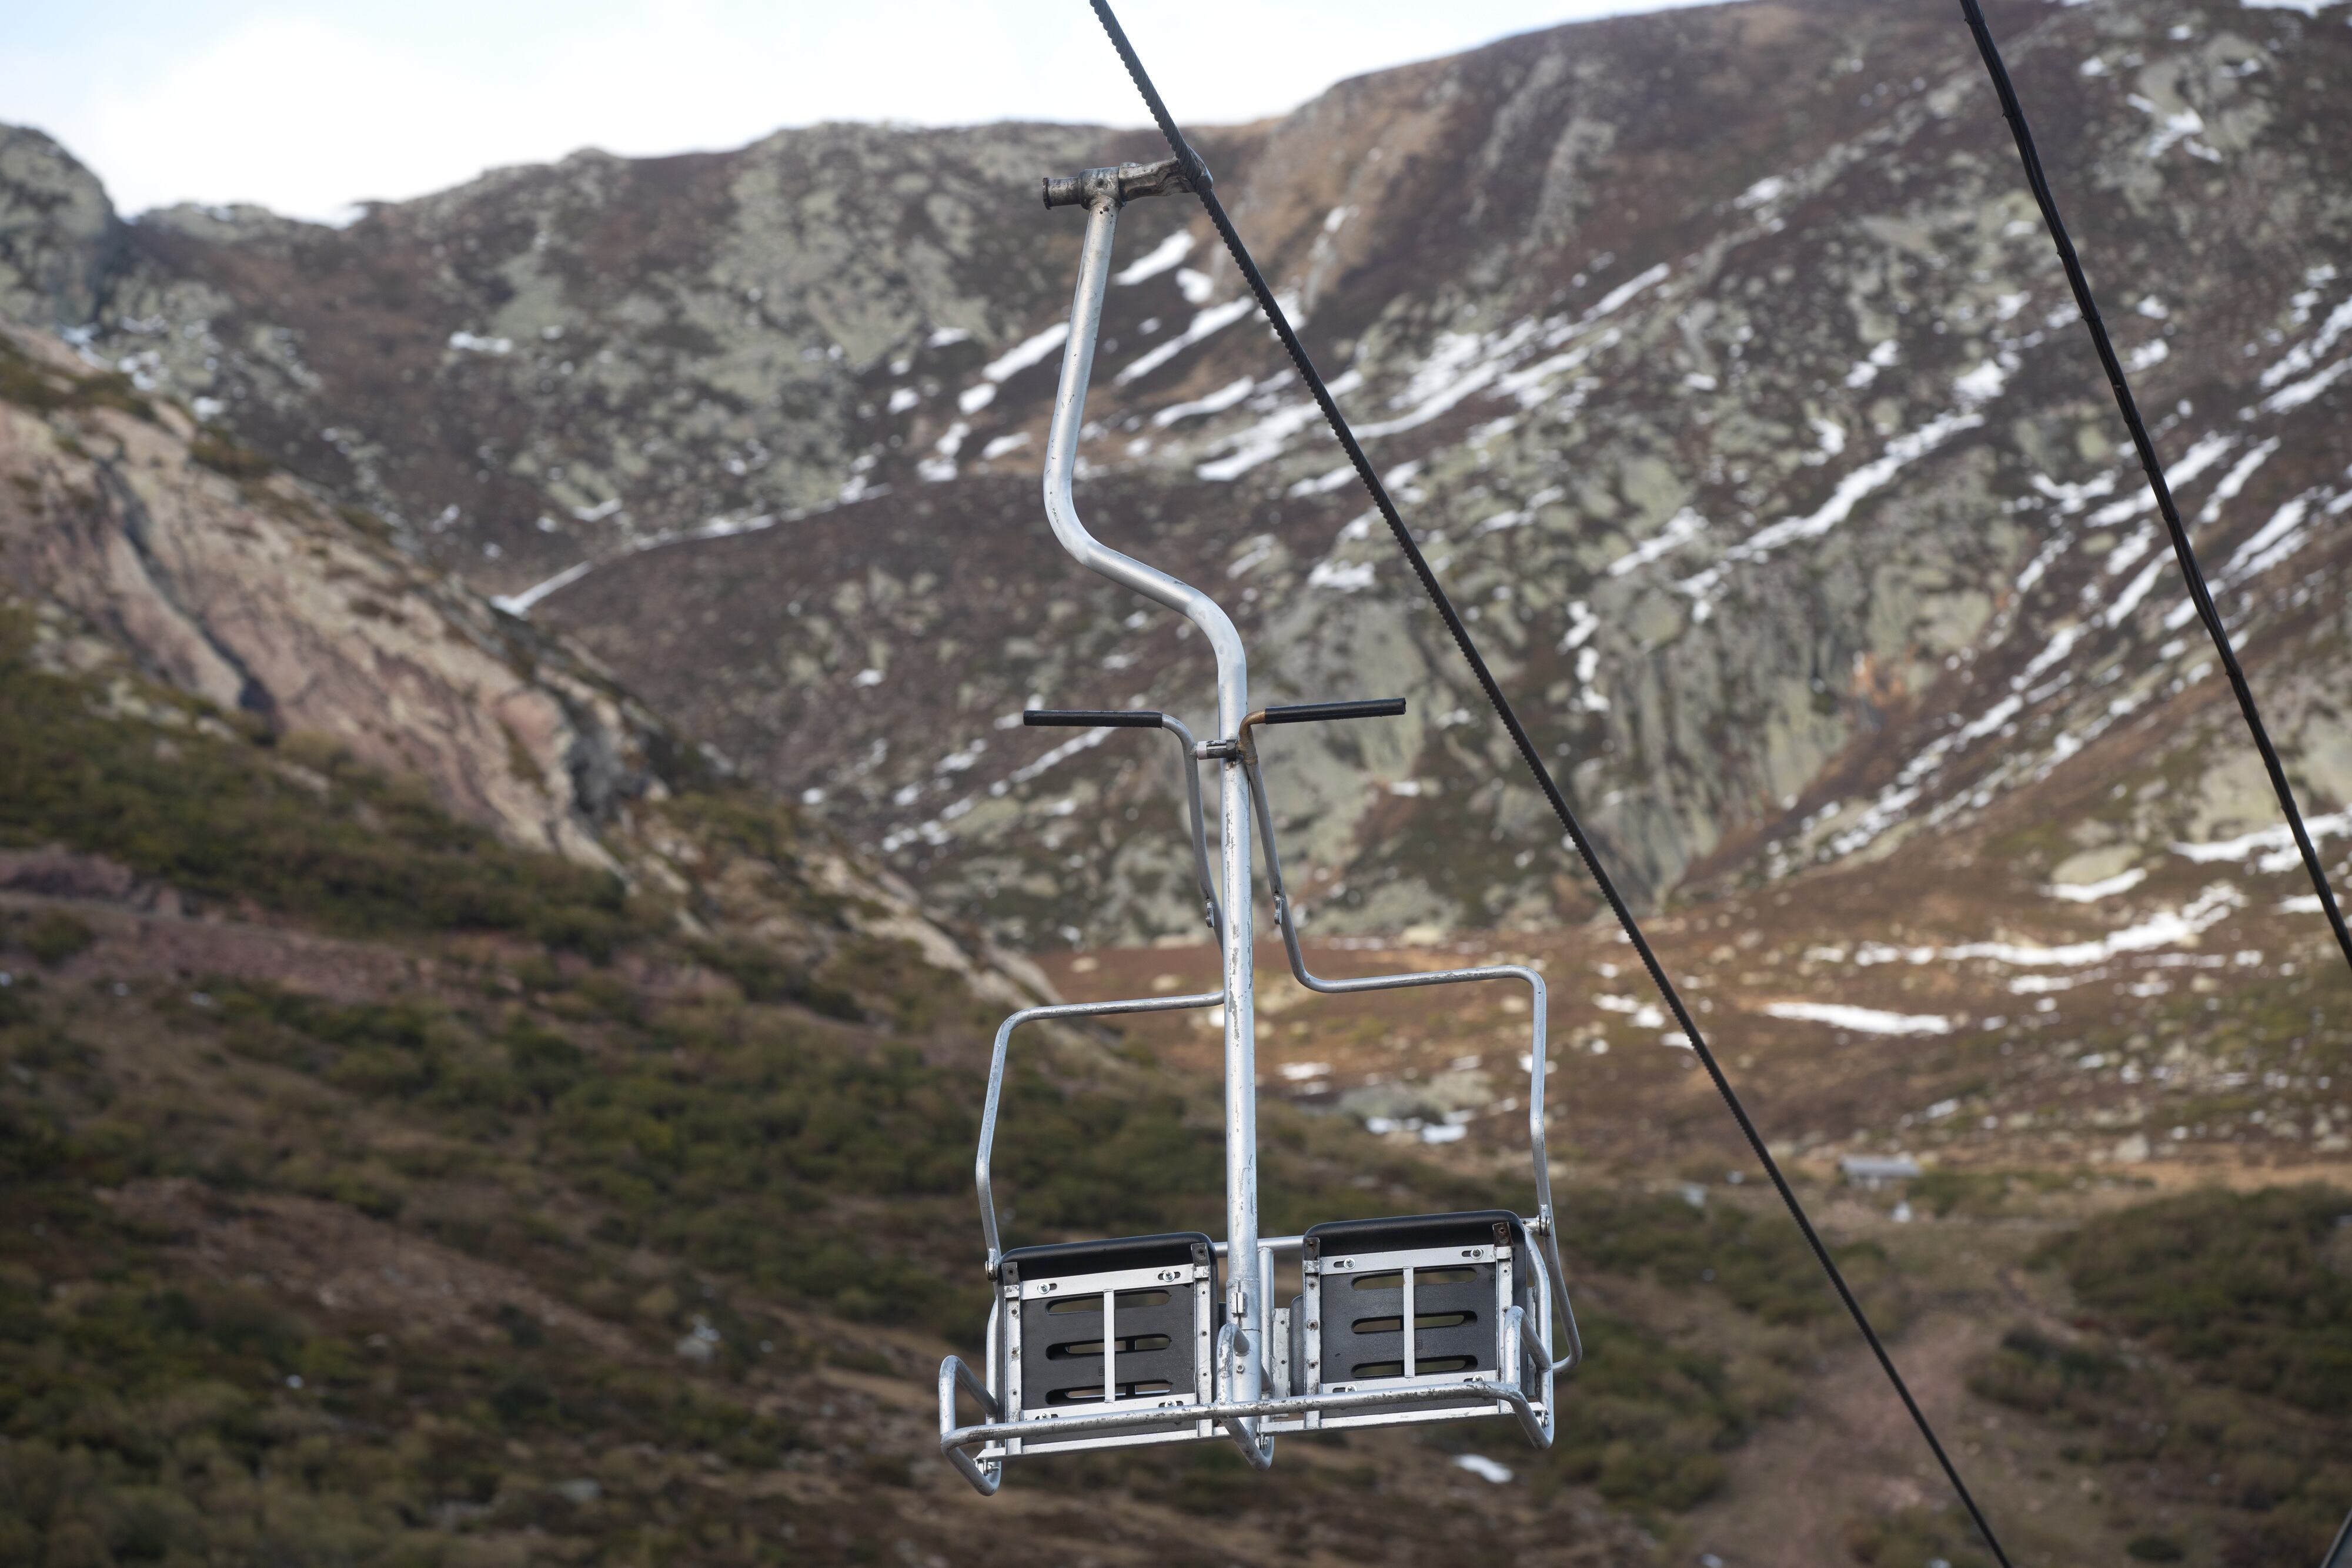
1084,3 -> 2017,1562
1957,0 -> 2352,982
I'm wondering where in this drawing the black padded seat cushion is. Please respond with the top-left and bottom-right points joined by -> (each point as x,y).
1304,1210 -> 1526,1256
1000,1231 -> 1216,1281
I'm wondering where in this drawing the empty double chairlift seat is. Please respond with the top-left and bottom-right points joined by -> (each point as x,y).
998,1232 -> 1218,1449
1285,1211 -> 1548,1429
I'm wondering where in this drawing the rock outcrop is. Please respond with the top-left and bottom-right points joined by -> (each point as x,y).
6,0 -> 2348,945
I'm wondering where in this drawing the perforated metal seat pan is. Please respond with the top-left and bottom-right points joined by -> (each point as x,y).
999,1231 -> 1221,1438
1291,1209 -> 1540,1433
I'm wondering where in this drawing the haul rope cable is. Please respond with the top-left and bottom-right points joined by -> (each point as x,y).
1958,0 -> 2352,982
1086,2 -> 2017,1562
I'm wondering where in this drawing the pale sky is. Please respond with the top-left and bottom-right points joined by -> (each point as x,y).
2,0 -> 1732,222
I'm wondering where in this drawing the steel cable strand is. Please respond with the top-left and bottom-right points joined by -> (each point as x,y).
1959,0 -> 2352,979
1085,4 -> 2019,1562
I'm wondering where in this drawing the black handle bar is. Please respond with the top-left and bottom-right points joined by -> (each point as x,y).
1023,709 -> 1164,728
1260,698 -> 1406,726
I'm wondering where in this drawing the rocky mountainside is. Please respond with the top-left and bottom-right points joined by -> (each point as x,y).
0,318 -> 1051,1015
4,0 -> 2349,959
1,12 -> 2348,1560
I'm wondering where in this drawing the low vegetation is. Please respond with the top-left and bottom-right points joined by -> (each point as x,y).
1959,1185 -> 2352,1566
4,610 -> 2347,1563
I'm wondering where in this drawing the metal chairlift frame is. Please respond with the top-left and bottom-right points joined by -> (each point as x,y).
938,160 -> 1581,1494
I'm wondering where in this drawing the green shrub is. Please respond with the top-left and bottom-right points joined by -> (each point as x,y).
1843,1504 -> 1990,1567
0,618 -> 646,955
2039,1183 -> 2352,1411
187,427 -> 272,480
19,912 -> 95,967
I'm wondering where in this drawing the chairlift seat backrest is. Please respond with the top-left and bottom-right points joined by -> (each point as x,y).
998,1232 -> 1219,1431
1289,1211 -> 1544,1430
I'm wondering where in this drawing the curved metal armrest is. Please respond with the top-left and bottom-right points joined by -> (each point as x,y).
938,1355 -> 1003,1496
978,989 -> 1223,1271
1536,1223 -> 1583,1373
1241,747 -> 1582,1365
1504,1306 -> 1556,1449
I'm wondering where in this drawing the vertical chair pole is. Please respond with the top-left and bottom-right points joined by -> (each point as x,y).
1037,174 -> 1260,1419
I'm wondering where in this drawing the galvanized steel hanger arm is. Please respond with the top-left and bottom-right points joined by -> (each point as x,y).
1034,158 -> 1269,1447
940,145 -> 1572,1496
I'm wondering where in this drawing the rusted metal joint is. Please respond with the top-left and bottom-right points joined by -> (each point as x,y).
1041,158 -> 1193,212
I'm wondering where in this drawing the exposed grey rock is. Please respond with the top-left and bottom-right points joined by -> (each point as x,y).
5,0 -> 2347,948
0,125 -> 119,328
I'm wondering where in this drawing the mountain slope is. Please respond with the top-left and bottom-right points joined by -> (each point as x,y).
8,0 -> 2347,948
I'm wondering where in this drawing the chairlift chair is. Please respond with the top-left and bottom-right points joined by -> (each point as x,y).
938,160 -> 1582,1494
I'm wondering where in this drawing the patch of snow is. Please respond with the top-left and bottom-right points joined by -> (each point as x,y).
1452,1455 -> 1514,1485
1198,398 -> 1328,481
492,560 -> 595,617
1307,560 -> 1377,593
980,322 -> 1070,386
1004,725 -> 1120,789
1943,883 -> 2243,967
1115,296 -> 1256,386
2223,492 -> 2314,580
2172,811 -> 2352,872
2127,94 -> 2214,160
2104,557 -> 2170,626
1953,359 -> 2008,403
2260,297 -> 2352,390
2169,433 -> 2239,487
2263,356 -> 2350,414
1591,262 -> 1671,319
2046,867 -> 2147,902
1845,337 -> 1899,389
1114,231 -> 1196,286
1355,320 -> 1541,439
2031,470 -> 2117,514
1762,1002 -> 1953,1036
1736,409 -> 1984,559
1288,465 -> 1359,497
1605,507 -> 1708,577
1151,375 -> 1256,427
2197,437 -> 2278,524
